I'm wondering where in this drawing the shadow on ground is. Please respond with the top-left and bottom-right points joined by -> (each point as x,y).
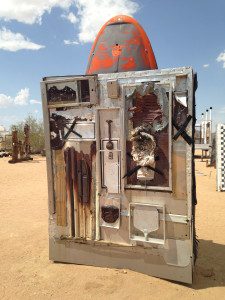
192,239 -> 225,289
8,157 -> 45,164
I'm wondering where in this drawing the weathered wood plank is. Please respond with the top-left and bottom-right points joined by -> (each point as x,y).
54,150 -> 67,226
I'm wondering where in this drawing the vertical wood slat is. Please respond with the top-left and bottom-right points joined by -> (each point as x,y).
54,150 -> 67,226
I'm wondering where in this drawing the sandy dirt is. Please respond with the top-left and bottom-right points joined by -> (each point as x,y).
0,155 -> 225,299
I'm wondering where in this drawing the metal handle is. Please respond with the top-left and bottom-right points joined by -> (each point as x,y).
106,120 -> 114,150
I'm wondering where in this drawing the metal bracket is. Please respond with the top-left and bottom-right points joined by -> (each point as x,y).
107,80 -> 119,99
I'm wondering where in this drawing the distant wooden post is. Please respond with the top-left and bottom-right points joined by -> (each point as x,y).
9,130 -> 19,163
24,124 -> 31,158
18,141 -> 24,159
8,125 -> 33,163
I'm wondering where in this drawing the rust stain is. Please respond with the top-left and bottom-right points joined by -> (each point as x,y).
64,147 -> 75,236
131,93 -> 162,127
64,143 -> 96,238
101,205 -> 119,223
55,150 -> 67,227
112,44 -> 122,56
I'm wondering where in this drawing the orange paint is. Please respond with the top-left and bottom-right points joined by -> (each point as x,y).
98,43 -> 107,51
112,45 -> 122,57
121,57 -> 136,71
86,15 -> 158,74
88,55 -> 114,75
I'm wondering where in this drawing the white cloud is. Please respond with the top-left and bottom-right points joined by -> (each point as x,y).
0,0 -> 73,24
217,51 -> 225,68
0,115 -> 21,129
203,64 -> 209,68
14,88 -> 29,105
75,0 -> 139,43
0,88 -> 30,107
0,27 -> 45,51
62,12 -> 78,24
30,99 -> 41,104
0,94 -> 13,108
64,39 -> 79,45
0,0 -> 139,44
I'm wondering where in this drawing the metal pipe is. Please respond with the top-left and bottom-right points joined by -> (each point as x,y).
205,109 -> 208,122
201,113 -> 204,120
200,113 -> 204,144
209,107 -> 212,144
204,110 -> 208,144
201,113 -> 204,143
209,107 -> 212,122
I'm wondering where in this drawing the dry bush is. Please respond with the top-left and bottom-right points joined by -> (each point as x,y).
11,115 -> 45,153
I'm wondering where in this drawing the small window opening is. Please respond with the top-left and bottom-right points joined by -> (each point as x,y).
78,80 -> 90,102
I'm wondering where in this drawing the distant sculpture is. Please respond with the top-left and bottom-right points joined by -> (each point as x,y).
8,124 -> 33,164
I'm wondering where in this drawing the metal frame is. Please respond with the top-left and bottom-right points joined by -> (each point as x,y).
41,82 -> 55,214
44,75 -> 98,108
122,81 -> 173,192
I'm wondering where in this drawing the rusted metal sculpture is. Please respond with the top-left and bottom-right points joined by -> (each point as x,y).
24,123 -> 31,158
41,15 -> 197,284
8,124 -> 33,163
8,130 -> 19,163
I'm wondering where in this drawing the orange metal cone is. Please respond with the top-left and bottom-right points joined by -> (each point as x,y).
86,15 -> 158,74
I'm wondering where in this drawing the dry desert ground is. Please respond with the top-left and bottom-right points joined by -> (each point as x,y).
0,155 -> 225,299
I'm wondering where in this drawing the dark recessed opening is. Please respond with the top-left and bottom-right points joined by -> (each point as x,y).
79,80 -> 90,102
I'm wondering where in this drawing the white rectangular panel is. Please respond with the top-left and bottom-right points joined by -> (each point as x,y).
65,121 -> 95,140
101,140 -> 120,194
